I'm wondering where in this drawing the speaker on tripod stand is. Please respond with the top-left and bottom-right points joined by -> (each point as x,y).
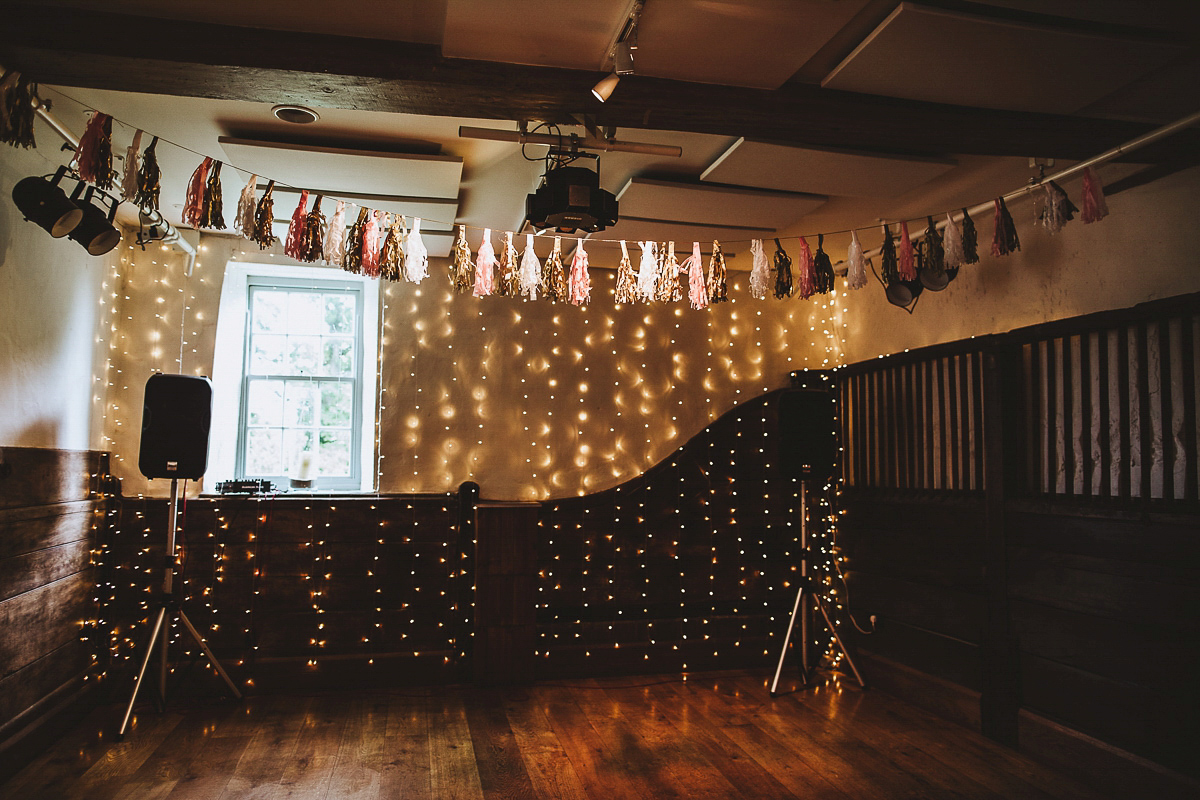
770,388 -> 865,695
119,374 -> 241,737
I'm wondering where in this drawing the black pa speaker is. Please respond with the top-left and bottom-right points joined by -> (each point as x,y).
138,373 -> 213,479
778,389 -> 836,482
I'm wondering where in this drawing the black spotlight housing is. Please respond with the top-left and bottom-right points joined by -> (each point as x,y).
885,277 -> 924,308
67,184 -> 121,256
526,165 -> 618,234
11,166 -> 83,238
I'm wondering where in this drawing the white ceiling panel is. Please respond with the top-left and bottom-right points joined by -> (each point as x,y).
635,0 -> 871,89
702,138 -> 956,198
822,3 -> 1185,115
442,0 -> 634,71
616,178 -> 824,232
219,137 -> 464,199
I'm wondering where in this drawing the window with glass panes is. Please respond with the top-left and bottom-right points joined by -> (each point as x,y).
238,279 -> 363,489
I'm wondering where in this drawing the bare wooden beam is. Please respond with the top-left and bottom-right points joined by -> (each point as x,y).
1,4 -> 1193,161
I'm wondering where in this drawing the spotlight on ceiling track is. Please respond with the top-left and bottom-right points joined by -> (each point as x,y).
11,166 -> 83,238
592,1 -> 641,102
66,185 -> 121,255
591,73 -> 621,103
885,276 -> 924,309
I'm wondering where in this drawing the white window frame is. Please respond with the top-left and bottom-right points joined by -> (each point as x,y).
208,262 -> 379,493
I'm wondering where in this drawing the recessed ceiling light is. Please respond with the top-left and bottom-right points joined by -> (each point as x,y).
272,105 -> 320,124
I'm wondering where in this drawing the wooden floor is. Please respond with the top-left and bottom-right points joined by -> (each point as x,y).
1,671 -> 1113,800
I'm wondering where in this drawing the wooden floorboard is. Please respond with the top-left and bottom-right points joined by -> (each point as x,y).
0,670 -> 1131,799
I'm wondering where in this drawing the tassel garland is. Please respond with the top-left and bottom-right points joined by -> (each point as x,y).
541,237 -> 567,301
847,230 -> 867,290
991,197 -> 1020,257
569,239 -> 591,306
235,174 -> 258,238
498,231 -> 519,296
707,240 -> 728,304
181,157 -> 211,227
75,112 -> 113,189
473,229 -> 497,297
880,225 -> 899,286
378,214 -> 405,281
684,241 -> 707,310
796,236 -> 816,299
342,207 -> 369,273
283,190 -> 310,258
300,195 -> 325,262
749,239 -> 770,299
813,234 -> 834,295
360,211 -> 382,276
134,136 -> 161,214
960,207 -> 979,264
897,220 -> 916,281
121,130 -> 143,203
656,241 -> 682,303
636,241 -> 658,301
615,240 -> 637,304
1080,167 -> 1109,224
0,71 -> 37,149
1040,180 -> 1078,234
404,217 -> 429,283
772,238 -> 793,299
198,160 -> 225,230
251,180 -> 277,250
943,213 -> 964,269
519,234 -> 541,299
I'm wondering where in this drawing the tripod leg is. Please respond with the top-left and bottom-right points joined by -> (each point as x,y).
769,583 -> 807,696
177,610 -> 243,700
119,606 -> 166,737
814,596 -> 866,689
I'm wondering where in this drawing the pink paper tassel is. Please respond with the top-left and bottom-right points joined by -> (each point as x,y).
181,157 -> 211,227
685,241 -> 708,310
569,239 -> 591,306
283,190 -> 310,259
796,236 -> 816,299
360,210 -> 381,276
473,228 -> 497,296
898,220 -> 916,281
75,112 -> 113,189
847,230 -> 867,290
1080,167 -> 1109,224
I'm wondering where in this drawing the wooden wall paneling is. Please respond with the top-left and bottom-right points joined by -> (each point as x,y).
1182,316 -> 1198,501
473,502 -> 540,685
0,448 -> 102,510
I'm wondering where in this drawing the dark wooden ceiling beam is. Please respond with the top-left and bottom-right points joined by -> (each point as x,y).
1,4 -> 1193,161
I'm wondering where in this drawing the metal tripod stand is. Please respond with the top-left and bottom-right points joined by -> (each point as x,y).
769,480 -> 865,696
118,478 -> 241,737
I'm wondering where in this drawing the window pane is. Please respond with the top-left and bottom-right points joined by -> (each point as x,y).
321,337 -> 354,377
318,430 -> 352,476
287,293 -> 322,335
246,380 -> 284,426
250,334 -> 286,374
284,428 -> 315,476
284,381 -> 318,426
252,291 -> 287,333
324,294 -> 355,334
321,382 -> 353,427
288,335 -> 321,375
245,429 -> 282,475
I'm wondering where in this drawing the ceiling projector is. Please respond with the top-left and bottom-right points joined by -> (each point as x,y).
525,165 -> 618,234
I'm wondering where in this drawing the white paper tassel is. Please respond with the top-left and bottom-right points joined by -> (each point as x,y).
943,212 -> 964,269
323,200 -> 346,265
684,241 -> 707,309
519,233 -> 541,299
404,216 -> 429,283
846,230 -> 867,290
636,240 -> 658,301
121,129 -> 143,203
235,174 -> 258,239
749,239 -> 771,299
473,228 -> 497,296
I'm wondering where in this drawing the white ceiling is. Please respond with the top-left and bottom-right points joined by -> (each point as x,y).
29,0 -> 1199,265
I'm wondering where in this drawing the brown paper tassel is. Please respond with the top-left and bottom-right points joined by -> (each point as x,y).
199,160 -> 225,230
707,240 -> 728,303
181,157 -> 211,228
813,234 -> 834,295
615,241 -> 637,304
134,136 -> 161,214
921,216 -> 944,279
880,226 -> 899,286
498,232 -> 519,296
251,180 -> 278,250
0,71 -> 38,149
991,197 -> 1020,257
772,238 -> 793,299
343,207 -> 369,273
540,236 -> 566,301
299,195 -> 326,262
75,112 -> 114,189
656,241 -> 682,302
378,214 -> 405,281
960,207 -> 979,264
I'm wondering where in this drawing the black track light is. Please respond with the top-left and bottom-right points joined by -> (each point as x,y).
67,184 -> 121,255
11,166 -> 82,238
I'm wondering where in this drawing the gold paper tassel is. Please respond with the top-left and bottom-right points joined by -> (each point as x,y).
615,240 -> 637,304
378,214 -> 405,281
655,241 -> 681,303
707,241 -> 728,303
251,180 -> 277,250
300,195 -> 326,262
134,136 -> 161,214
541,236 -> 567,301
199,160 -> 225,230
498,231 -> 519,296
450,225 -> 474,292
0,70 -> 38,149
343,207 -> 370,274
